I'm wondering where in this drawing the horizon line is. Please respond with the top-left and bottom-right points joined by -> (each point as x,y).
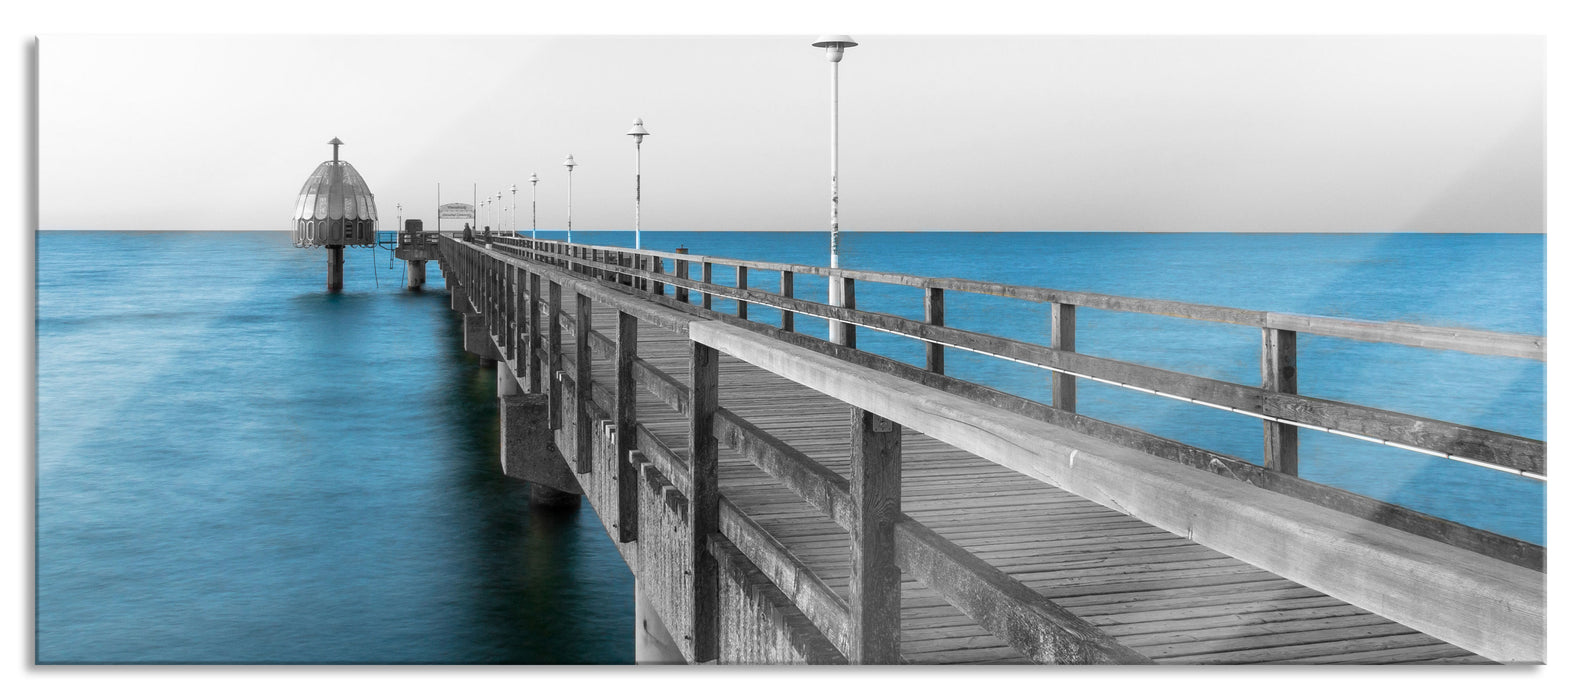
34,229 -> 1547,235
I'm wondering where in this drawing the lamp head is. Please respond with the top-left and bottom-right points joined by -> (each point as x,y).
812,35 -> 857,63
627,117 -> 650,144
563,154 -> 577,170
530,172 -> 538,185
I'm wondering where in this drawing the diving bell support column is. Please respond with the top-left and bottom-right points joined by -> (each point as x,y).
326,245 -> 344,291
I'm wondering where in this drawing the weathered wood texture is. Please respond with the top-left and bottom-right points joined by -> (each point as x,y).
691,320 -> 1540,663
524,246 -> 1543,475
442,237 -> 1521,665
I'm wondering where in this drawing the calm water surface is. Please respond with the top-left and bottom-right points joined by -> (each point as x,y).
35,230 -> 1544,664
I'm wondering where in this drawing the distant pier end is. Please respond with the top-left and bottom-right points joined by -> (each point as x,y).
393,218 -> 440,290
292,137 -> 378,291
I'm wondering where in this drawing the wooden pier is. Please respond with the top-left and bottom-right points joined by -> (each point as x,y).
427,232 -> 1544,665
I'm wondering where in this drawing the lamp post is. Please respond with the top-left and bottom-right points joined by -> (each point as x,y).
497,191 -> 503,231
396,202 -> 402,236
530,172 -> 538,239
510,184 -> 518,236
627,117 -> 649,249
563,154 -> 577,244
813,34 -> 857,342
485,194 -> 493,231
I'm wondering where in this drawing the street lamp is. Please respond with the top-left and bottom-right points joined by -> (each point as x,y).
563,154 -> 577,244
497,191 -> 503,231
627,117 -> 650,249
813,34 -> 857,342
529,172 -> 539,239
485,194 -> 493,231
510,184 -> 518,236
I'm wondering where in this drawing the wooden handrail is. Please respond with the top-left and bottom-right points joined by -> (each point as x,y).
444,236 -> 1545,570
502,238 -> 1544,360
512,243 -> 1545,476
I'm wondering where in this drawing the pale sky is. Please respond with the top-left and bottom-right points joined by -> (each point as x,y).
38,34 -> 1543,233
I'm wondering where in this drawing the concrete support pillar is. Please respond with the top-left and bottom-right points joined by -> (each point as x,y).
326,245 -> 344,291
496,360 -> 522,397
635,581 -> 687,664
407,259 -> 426,290
463,313 -> 499,361
500,393 -> 583,507
451,285 -> 469,313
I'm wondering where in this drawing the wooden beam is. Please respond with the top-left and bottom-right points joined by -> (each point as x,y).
702,261 -> 713,310
616,311 -> 639,542
545,281 -> 563,429
717,497 -> 852,658
1051,302 -> 1075,412
737,265 -> 750,319
527,272 -> 541,392
574,293 -> 593,473
924,287 -> 945,374
896,518 -> 1151,664
780,271 -> 795,332
714,408 -> 854,530
848,409 -> 903,664
688,340 -> 721,662
675,247 -> 690,303
1262,328 -> 1299,476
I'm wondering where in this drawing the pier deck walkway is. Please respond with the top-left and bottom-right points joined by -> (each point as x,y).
430,233 -> 1543,665
588,302 -> 1489,664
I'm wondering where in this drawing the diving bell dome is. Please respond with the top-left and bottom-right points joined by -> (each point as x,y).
292,137 -> 378,247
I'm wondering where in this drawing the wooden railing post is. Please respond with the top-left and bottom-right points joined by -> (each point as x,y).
527,272 -> 542,393
616,311 -> 638,543
1052,303 -> 1076,412
837,276 -> 857,348
652,255 -> 664,297
575,292 -> 594,474
1262,328 -> 1299,476
780,271 -> 795,332
504,262 -> 515,363
688,340 -> 721,661
675,248 -> 690,303
924,287 -> 945,373
484,259 -> 495,337
702,261 -> 713,310
515,266 -> 528,380
736,265 -> 749,319
849,408 -> 903,664
546,280 -> 563,429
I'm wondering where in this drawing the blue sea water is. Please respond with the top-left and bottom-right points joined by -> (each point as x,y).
35,230 -> 1544,664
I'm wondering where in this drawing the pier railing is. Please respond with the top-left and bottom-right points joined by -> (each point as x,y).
439,235 -> 1158,663
477,234 -> 1544,572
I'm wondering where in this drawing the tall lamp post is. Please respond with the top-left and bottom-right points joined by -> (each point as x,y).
813,35 -> 857,342
510,184 -> 518,236
564,155 -> 577,244
530,172 -> 539,239
497,191 -> 503,231
627,117 -> 650,249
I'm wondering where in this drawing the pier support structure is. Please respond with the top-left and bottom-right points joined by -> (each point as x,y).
407,259 -> 427,290
635,581 -> 686,664
326,245 -> 344,291
500,392 -> 582,508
